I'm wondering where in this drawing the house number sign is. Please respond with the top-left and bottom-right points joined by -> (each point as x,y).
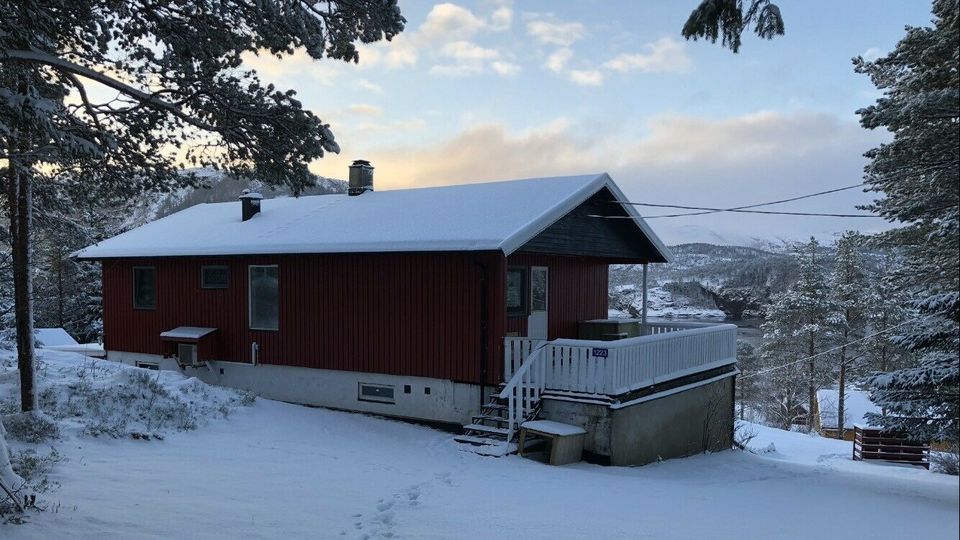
592,348 -> 608,358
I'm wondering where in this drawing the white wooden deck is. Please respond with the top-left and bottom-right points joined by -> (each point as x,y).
499,322 -> 738,444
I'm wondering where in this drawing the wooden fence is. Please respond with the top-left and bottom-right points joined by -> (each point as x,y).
853,425 -> 930,469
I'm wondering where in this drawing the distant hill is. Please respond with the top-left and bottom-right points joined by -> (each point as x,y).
120,167 -> 347,230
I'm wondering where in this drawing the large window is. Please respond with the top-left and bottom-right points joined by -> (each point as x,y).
201,265 -> 229,289
249,265 -> 279,330
506,267 -> 528,317
133,266 -> 156,309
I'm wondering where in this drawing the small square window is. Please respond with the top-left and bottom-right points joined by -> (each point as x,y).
404,384 -> 411,394
424,387 -> 431,395
133,267 -> 156,310
358,383 -> 395,404
201,265 -> 229,289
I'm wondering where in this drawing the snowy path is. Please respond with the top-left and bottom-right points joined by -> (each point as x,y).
6,399 -> 959,539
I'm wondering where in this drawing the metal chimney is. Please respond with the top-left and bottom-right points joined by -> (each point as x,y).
348,159 -> 374,196
239,189 -> 263,221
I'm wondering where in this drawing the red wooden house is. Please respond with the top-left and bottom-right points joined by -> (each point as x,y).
77,163 -> 738,464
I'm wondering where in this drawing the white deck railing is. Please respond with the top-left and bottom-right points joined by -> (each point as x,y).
498,322 -> 737,442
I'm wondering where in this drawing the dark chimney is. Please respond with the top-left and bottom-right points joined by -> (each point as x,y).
239,189 -> 263,221
348,159 -> 374,196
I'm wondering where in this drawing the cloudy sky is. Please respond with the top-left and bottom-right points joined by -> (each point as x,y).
244,1 -> 934,245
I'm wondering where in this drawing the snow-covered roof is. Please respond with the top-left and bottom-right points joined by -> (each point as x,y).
817,388 -> 880,430
74,173 -> 671,260
160,327 -> 218,340
35,328 -> 79,347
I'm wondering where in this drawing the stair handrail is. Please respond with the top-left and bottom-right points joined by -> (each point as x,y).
498,341 -> 549,444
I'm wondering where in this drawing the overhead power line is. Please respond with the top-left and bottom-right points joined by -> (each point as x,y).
590,182 -> 881,219
739,319 -> 922,381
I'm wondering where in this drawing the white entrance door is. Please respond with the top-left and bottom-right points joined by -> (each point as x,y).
528,266 -> 548,339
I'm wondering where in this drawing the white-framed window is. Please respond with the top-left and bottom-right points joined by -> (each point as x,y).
358,383 -> 395,404
249,265 -> 279,330
201,265 -> 229,289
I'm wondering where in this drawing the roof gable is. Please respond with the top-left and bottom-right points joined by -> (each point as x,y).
74,173 -> 670,261
518,187 -> 667,262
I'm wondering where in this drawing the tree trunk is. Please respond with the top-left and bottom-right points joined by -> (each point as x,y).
13,165 -> 36,412
837,330 -> 847,440
56,244 -> 64,327
807,331 -> 815,432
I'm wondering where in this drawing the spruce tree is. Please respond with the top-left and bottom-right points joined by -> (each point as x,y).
855,0 -> 959,442
862,254 -> 914,386
829,231 -> 870,439
760,238 -> 835,430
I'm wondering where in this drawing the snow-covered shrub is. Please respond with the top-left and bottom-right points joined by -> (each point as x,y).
733,421 -> 758,450
1,413 -> 60,444
931,444 -> 959,476
10,448 -> 63,494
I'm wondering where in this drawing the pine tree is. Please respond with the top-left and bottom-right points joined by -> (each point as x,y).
760,237 -> 835,431
682,0 -> 785,53
0,0 -> 405,412
855,0 -> 959,442
735,340 -> 760,420
829,231 -> 870,439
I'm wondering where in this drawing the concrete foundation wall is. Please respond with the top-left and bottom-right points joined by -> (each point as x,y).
541,375 -> 735,466
108,351 -> 482,425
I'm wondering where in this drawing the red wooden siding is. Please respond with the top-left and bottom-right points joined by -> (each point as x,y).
101,250 -> 606,386
504,253 -> 609,341
102,252 -> 504,384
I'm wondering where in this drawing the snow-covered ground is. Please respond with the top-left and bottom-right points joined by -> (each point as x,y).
2,351 -> 958,539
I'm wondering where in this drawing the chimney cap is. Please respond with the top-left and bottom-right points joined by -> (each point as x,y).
239,189 -> 263,200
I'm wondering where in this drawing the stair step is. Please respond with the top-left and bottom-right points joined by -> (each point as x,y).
463,424 -> 510,436
483,402 -> 508,411
454,434 -> 505,447
472,414 -> 509,425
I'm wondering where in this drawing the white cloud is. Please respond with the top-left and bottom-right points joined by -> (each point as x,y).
526,19 -> 585,47
545,47 -> 573,73
441,41 -> 500,61
357,79 -> 383,93
430,63 -> 485,77
357,34 -> 419,69
431,40 -> 518,77
314,111 -> 885,243
241,49 -> 340,86
603,37 -> 691,73
491,60 -> 521,76
568,69 -> 603,86
420,3 -> 486,42
490,6 -> 513,31
346,104 -> 383,116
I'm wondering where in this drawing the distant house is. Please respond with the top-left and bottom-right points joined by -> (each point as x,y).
814,387 -> 880,440
76,162 -> 738,465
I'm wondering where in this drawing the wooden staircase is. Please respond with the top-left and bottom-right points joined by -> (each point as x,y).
454,387 -> 542,456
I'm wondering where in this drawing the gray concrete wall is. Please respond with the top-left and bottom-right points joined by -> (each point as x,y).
540,375 -> 735,466
539,398 -> 613,456
107,351 -> 482,425
608,376 -> 734,466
